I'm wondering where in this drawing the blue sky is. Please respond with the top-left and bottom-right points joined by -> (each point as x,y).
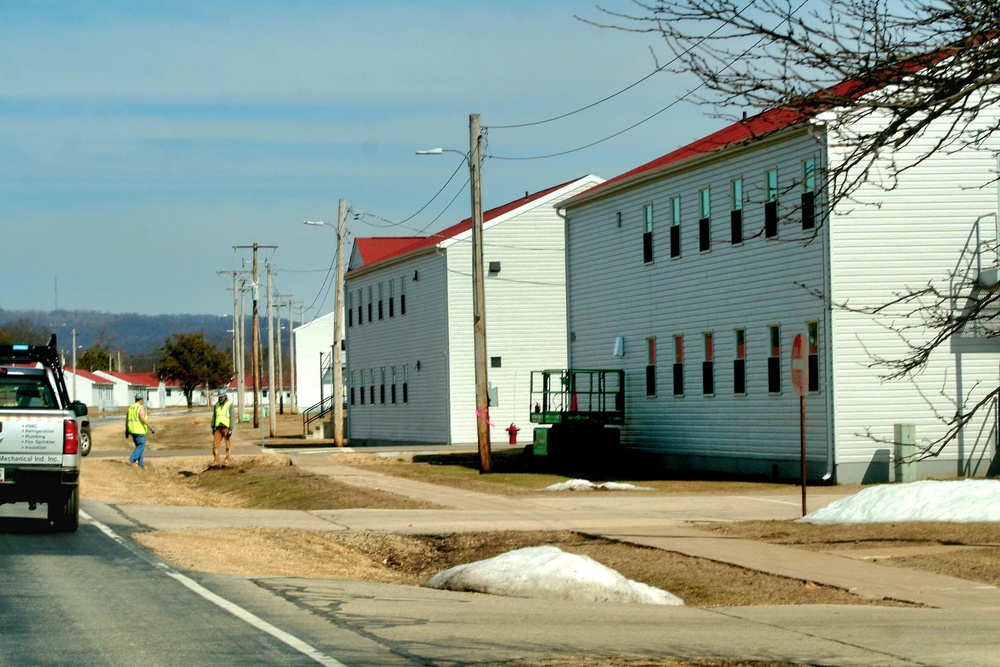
0,0 -> 722,317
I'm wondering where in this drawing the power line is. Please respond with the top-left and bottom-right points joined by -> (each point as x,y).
489,0 -> 758,131
487,0 -> 806,161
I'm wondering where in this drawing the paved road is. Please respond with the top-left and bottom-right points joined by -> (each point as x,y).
0,506 -> 327,666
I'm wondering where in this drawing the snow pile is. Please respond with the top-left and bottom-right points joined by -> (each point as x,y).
542,479 -> 653,492
799,479 -> 1000,525
423,545 -> 683,606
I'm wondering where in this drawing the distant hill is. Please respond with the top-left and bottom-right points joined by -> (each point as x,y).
0,309 -> 267,358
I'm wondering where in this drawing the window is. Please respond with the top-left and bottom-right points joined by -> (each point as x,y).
378,283 -> 384,320
730,179 -> 743,245
400,277 -> 407,315
733,328 -> 746,394
699,188 -> 711,252
672,335 -> 684,396
350,372 -> 356,406
645,337 -> 656,396
802,158 -> 816,230
643,203 -> 654,264
369,368 -> 375,405
389,280 -> 395,317
359,370 -> 366,405
765,169 -> 778,238
768,325 -> 781,393
367,286 -> 373,322
670,196 -> 681,258
616,211 -> 622,228
491,356 -> 502,368
347,292 -> 353,327
807,321 -> 820,392
380,367 -> 386,404
391,366 -> 397,404
702,332 -> 715,395
357,289 -> 363,326
402,365 -> 409,403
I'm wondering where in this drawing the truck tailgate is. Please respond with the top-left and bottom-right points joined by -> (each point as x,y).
0,413 -> 65,464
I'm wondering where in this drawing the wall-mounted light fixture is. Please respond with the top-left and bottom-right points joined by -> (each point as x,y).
488,261 -> 501,275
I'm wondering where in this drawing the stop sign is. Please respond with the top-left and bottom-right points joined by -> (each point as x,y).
791,333 -> 808,397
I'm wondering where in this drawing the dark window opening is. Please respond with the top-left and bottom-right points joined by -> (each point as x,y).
645,364 -> 656,396
378,301 -> 383,320
350,387 -> 355,405
672,363 -> 683,396
808,355 -> 819,392
401,294 -> 406,315
348,309 -> 353,327
491,357 -> 502,368
765,201 -> 778,238
367,303 -> 373,322
702,361 -> 714,395
402,383 -> 408,403
360,385 -> 365,405
730,210 -> 743,244
643,231 -> 653,264
389,297 -> 394,317
768,357 -> 781,393
699,218 -> 710,252
391,384 -> 397,404
357,305 -> 363,325
380,385 -> 385,404
670,225 -> 681,258
733,359 -> 746,394
369,386 -> 375,404
802,192 -> 815,230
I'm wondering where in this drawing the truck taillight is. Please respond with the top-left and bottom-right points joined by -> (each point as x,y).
64,419 -> 79,455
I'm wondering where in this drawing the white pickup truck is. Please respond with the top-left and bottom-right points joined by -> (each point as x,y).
0,335 -> 87,531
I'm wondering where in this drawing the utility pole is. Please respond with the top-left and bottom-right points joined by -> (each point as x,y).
236,278 -> 247,419
332,199 -> 347,447
217,269 -> 250,411
288,300 -> 300,414
266,261 -> 277,437
234,243 -> 276,428
469,113 -> 492,473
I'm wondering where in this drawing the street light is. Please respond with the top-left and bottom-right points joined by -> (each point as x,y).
303,199 -> 347,447
417,113 -> 492,473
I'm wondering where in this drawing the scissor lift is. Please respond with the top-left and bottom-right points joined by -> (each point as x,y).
528,369 -> 624,459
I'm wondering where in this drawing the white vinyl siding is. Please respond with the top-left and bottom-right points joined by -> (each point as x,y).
566,129 -> 832,476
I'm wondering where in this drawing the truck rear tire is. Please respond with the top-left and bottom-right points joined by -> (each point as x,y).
49,487 -> 79,532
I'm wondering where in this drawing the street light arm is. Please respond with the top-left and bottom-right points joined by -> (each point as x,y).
416,147 -> 469,161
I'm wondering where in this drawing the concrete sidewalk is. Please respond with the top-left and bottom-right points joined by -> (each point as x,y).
285,451 -> 1000,610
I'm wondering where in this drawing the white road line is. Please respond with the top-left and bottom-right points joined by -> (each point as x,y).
81,510 -> 347,667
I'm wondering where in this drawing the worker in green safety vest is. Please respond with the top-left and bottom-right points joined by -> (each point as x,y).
212,390 -> 236,466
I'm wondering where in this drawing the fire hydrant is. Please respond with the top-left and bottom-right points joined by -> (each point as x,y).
505,423 -> 520,446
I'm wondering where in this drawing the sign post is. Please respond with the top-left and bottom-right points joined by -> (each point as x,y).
791,333 -> 808,517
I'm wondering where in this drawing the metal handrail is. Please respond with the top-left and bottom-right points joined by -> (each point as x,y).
302,395 -> 333,435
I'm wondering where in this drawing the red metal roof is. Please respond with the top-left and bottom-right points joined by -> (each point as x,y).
351,178 -> 581,272
65,368 -> 114,384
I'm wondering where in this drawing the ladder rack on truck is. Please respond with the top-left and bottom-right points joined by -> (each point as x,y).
528,369 -> 624,460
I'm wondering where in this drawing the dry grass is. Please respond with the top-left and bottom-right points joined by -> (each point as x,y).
701,520 -> 1000,586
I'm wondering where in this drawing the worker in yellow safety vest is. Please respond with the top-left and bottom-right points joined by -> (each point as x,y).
212,390 -> 236,466
125,392 -> 154,468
